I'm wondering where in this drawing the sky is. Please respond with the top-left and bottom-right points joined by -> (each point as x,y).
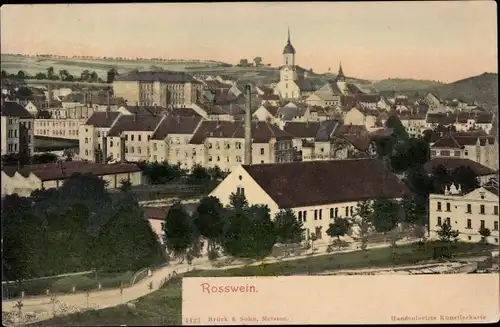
1,2 -> 497,83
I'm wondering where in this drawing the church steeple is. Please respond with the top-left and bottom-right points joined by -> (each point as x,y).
282,27 -> 296,55
336,61 -> 345,82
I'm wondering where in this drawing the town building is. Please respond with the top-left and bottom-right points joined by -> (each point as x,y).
79,111 -> 122,162
112,71 -> 204,107
1,161 -> 142,197
423,157 -> 497,185
1,101 -> 35,157
210,159 -> 411,244
430,134 -> 498,171
428,179 -> 499,244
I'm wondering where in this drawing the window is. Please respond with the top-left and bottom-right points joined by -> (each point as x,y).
335,208 -> 338,218
236,142 -> 242,149
131,147 -> 135,153
330,208 -> 334,219
495,238 -> 499,243
446,203 -> 451,212
261,160 -> 264,164
303,211 -> 307,222
125,135 -> 128,141
153,143 -> 157,151
147,135 -> 151,141
480,205 -> 485,214
97,131 -> 101,137
437,217 -> 442,226
153,155 -> 157,161
468,236 -> 472,241
208,155 -> 212,162
454,151 -> 460,156
85,149 -> 88,156
466,219 -> 472,229
161,222 -> 165,230
314,210 -> 318,220
319,209 -> 322,220
495,206 -> 498,215
236,156 -> 242,163
350,206 -> 354,216
298,211 -> 303,221
137,147 -> 141,154
437,202 -> 442,211
217,156 -> 220,161
480,220 -> 485,229
464,150 -> 468,156
85,137 -> 89,144
494,221 -> 499,231
236,187 -> 245,196
138,135 -> 141,142
345,207 -> 349,217
260,148 -> 264,155
466,204 -> 471,213
446,217 -> 451,225
125,147 -> 129,153
131,135 -> 134,141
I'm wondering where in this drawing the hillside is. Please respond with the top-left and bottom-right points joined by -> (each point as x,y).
427,72 -> 498,110
373,78 -> 444,92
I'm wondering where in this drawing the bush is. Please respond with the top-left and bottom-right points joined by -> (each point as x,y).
51,276 -> 98,293
207,249 -> 219,261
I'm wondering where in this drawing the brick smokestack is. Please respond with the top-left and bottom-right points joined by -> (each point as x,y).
47,84 -> 53,108
244,84 -> 252,165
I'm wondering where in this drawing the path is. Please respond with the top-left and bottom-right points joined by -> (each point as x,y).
0,238 -> 443,323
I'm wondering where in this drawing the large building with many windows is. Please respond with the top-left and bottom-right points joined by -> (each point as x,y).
428,179 -> 499,245
112,71 -> 204,107
1,101 -> 35,157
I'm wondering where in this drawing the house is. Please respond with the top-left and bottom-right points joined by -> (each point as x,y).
79,111 -> 122,162
423,157 -> 497,185
423,92 -> 443,109
259,94 -> 280,106
428,179 -> 499,244
399,114 -> 427,137
105,113 -> 164,163
253,103 -> 280,123
209,159 -> 411,243
1,100 -> 35,156
430,134 -> 498,171
274,102 -> 311,128
305,81 -> 342,108
149,115 -> 203,168
1,161 -> 143,197
343,106 -> 381,131
35,117 -> 87,141
187,120 -> 294,172
283,121 -> 321,153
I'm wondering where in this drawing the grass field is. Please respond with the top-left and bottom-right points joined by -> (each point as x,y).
29,241 -> 496,326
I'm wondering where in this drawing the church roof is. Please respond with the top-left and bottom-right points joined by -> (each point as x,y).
283,42 -> 296,55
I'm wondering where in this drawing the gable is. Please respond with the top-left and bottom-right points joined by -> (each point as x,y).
209,165 -> 279,210
462,187 -> 499,202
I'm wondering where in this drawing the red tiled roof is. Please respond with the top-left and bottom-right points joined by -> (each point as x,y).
423,158 -> 495,176
2,162 -> 141,181
243,159 -> 411,208
261,94 -> 280,101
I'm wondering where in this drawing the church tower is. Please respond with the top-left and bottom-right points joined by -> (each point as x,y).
336,61 -> 345,82
282,27 -> 296,67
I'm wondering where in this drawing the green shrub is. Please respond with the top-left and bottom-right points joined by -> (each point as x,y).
51,276 -> 98,293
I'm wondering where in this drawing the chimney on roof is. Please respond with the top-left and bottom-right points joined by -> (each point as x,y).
244,84 -> 253,165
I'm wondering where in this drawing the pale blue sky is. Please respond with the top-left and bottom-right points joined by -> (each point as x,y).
1,2 -> 497,82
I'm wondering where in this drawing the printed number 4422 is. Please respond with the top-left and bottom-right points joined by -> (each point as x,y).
185,317 -> 201,324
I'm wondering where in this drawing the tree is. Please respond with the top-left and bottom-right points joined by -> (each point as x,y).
436,222 -> 460,245
385,115 -> 409,141
326,217 -> 350,250
31,152 -> 59,164
106,68 -> 118,83
450,166 -> 479,194
401,196 -> 427,242
253,57 -> 263,66
274,209 -> 304,245
35,72 -> 48,80
228,191 -> 249,212
119,179 -> 132,192
163,202 -> 196,263
59,69 -> 70,81
221,205 -> 276,260
80,70 -> 90,82
478,227 -> 491,244
188,164 -> 211,184
1,70 -> 7,79
192,196 -> 225,252
89,71 -> 98,83
47,67 -> 55,79
350,200 -> 373,251
239,59 -> 249,67
17,70 -> 26,79
372,199 -> 401,257
430,164 -> 451,193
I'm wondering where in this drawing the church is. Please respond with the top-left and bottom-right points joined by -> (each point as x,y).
273,29 -> 315,101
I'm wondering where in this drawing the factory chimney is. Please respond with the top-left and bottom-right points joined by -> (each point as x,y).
106,89 -> 111,118
244,84 -> 252,165
47,84 -> 53,108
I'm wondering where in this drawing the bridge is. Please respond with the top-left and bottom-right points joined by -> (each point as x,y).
2,78 -> 112,89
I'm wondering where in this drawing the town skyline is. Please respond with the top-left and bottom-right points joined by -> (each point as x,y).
0,2 -> 498,82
